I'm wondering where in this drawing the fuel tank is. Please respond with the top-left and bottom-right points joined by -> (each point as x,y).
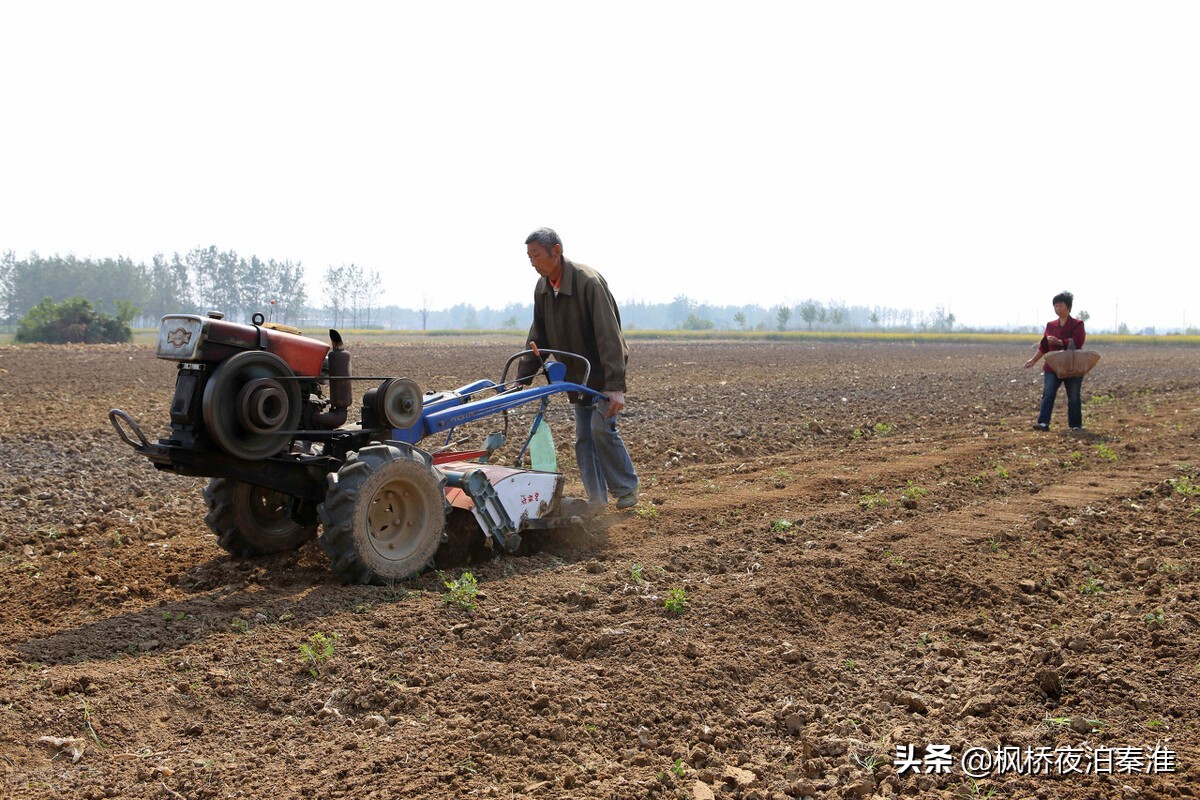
157,314 -> 330,376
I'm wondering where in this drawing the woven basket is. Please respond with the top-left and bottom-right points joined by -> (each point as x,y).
1044,345 -> 1100,378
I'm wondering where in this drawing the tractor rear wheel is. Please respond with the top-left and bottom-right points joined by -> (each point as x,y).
318,445 -> 447,584
203,478 -> 317,556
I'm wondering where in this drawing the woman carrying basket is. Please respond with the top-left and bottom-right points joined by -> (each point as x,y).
1024,290 -> 1086,432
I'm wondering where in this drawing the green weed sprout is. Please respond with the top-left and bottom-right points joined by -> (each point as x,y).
860,492 -> 888,510
664,587 -> 688,615
440,571 -> 480,611
1171,476 -> 1199,496
300,631 -> 337,677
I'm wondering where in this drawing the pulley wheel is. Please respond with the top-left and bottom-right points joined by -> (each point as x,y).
375,377 -> 423,429
202,350 -> 301,460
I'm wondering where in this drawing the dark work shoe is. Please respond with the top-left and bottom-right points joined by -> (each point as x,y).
1032,423 -> 1049,432
615,486 -> 639,510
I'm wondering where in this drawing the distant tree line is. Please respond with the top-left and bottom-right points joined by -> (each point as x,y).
0,251 -> 1011,335
621,295 -> 964,333
9,250 -> 1180,335
0,248 -> 307,330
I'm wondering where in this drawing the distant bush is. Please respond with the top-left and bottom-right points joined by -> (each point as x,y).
15,296 -> 134,344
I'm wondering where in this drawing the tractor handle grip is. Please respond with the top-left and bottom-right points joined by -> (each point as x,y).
501,348 -> 593,388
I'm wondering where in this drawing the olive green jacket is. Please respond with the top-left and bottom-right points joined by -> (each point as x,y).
517,258 -> 629,398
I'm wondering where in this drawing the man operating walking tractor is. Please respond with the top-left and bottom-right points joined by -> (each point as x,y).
517,227 -> 640,512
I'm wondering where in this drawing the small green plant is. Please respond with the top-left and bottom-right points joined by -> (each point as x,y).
773,467 -> 793,480
859,492 -> 888,510
970,474 -> 984,485
440,571 -> 480,611
634,503 -> 659,520
1144,608 -> 1166,626
1093,444 -> 1118,462
1079,576 -> 1104,595
770,518 -> 794,532
1089,394 -> 1116,405
230,617 -> 250,634
853,750 -> 883,772
986,537 -> 1001,553
1043,716 -> 1071,728
956,777 -> 998,799
843,657 -> 857,671
994,464 -> 1009,479
1171,476 -> 1199,496
851,428 -> 864,440
630,563 -> 645,584
664,587 -> 688,615
300,632 -> 337,677
873,421 -> 895,435
670,758 -> 686,778
900,482 -> 927,504
918,631 -> 932,648
81,699 -> 107,751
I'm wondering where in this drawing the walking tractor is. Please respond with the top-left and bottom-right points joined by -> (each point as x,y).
110,311 -> 604,584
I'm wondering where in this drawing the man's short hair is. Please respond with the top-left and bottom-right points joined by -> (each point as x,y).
1052,291 -> 1074,311
525,227 -> 562,251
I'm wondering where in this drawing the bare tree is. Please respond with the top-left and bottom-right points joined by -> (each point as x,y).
419,291 -> 431,331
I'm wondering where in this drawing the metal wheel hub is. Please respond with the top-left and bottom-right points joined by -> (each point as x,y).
366,475 -> 434,560
247,487 -> 293,532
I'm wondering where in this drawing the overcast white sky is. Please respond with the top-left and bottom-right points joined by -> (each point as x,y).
2,2 -> 1197,331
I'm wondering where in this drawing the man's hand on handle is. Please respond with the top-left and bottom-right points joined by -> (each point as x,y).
603,390 -> 625,418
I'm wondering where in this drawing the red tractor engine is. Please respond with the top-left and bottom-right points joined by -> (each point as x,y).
156,312 -> 340,460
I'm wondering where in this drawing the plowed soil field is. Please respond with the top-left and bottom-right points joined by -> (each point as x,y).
2,338 -> 1198,800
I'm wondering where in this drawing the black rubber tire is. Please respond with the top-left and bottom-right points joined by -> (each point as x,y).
317,444 -> 447,584
203,478 -> 317,556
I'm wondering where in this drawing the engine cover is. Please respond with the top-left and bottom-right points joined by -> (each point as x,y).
157,314 -> 329,376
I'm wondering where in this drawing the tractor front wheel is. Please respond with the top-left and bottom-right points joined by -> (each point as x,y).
203,479 -> 317,556
318,445 -> 447,584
